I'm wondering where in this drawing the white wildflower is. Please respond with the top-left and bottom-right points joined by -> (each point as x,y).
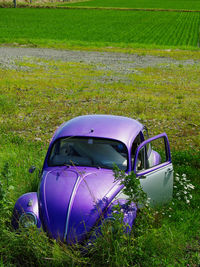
146,197 -> 151,204
8,185 -> 14,190
188,184 -> 195,190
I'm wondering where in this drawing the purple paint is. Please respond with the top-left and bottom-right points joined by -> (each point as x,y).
12,115 -> 173,243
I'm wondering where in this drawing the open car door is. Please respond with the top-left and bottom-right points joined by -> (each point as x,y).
133,133 -> 173,205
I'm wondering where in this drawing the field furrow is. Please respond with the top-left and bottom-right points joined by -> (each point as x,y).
0,8 -> 200,49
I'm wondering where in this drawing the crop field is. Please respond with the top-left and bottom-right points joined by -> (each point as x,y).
64,0 -> 200,11
0,8 -> 200,49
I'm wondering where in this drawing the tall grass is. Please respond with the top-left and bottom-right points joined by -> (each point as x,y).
0,52 -> 199,265
0,138 -> 199,265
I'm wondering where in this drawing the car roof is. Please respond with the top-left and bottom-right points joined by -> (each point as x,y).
51,115 -> 143,148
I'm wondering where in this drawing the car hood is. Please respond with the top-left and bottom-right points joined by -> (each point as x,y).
39,167 -> 122,243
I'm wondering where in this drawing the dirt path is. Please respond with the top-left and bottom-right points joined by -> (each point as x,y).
0,47 -> 197,74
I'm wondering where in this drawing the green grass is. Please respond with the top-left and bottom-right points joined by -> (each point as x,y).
0,56 -> 199,149
0,8 -> 200,50
63,0 -> 200,11
0,51 -> 199,265
0,2 -> 200,265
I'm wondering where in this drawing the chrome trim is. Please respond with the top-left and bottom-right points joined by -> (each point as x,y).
64,175 -> 82,241
19,212 -> 37,227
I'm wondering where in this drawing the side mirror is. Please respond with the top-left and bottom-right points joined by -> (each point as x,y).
29,166 -> 36,174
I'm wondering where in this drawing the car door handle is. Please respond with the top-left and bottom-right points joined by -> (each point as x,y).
165,168 -> 173,175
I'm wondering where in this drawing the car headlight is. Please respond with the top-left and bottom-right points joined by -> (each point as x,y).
19,212 -> 37,228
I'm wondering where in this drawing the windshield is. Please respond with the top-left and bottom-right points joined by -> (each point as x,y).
48,137 -> 128,170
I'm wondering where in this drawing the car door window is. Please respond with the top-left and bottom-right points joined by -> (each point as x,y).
136,146 -> 147,171
142,127 -> 149,141
134,133 -> 173,205
131,133 -> 142,169
136,136 -> 169,173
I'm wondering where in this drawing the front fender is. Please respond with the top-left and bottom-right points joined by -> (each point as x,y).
105,199 -> 137,232
12,192 -> 41,229
88,198 -> 137,244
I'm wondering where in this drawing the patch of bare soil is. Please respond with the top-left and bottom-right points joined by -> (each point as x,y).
0,47 -> 197,75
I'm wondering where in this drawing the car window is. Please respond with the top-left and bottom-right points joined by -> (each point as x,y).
136,145 -> 148,171
142,127 -> 151,158
142,127 -> 149,140
48,137 -> 128,170
136,136 -> 169,172
131,133 -> 142,169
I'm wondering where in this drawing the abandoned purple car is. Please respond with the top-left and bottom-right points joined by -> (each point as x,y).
12,115 -> 173,244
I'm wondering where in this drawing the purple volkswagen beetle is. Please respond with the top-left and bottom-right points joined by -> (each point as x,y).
12,115 -> 173,244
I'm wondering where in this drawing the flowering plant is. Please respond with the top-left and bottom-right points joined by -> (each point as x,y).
173,173 -> 195,205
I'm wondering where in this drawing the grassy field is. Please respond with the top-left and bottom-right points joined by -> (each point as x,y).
0,53 -> 200,266
0,8 -> 200,50
0,56 -> 199,150
63,0 -> 200,10
1,0 -> 200,11
0,1 -> 200,265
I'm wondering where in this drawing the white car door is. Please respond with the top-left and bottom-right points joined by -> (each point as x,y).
133,133 -> 173,205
